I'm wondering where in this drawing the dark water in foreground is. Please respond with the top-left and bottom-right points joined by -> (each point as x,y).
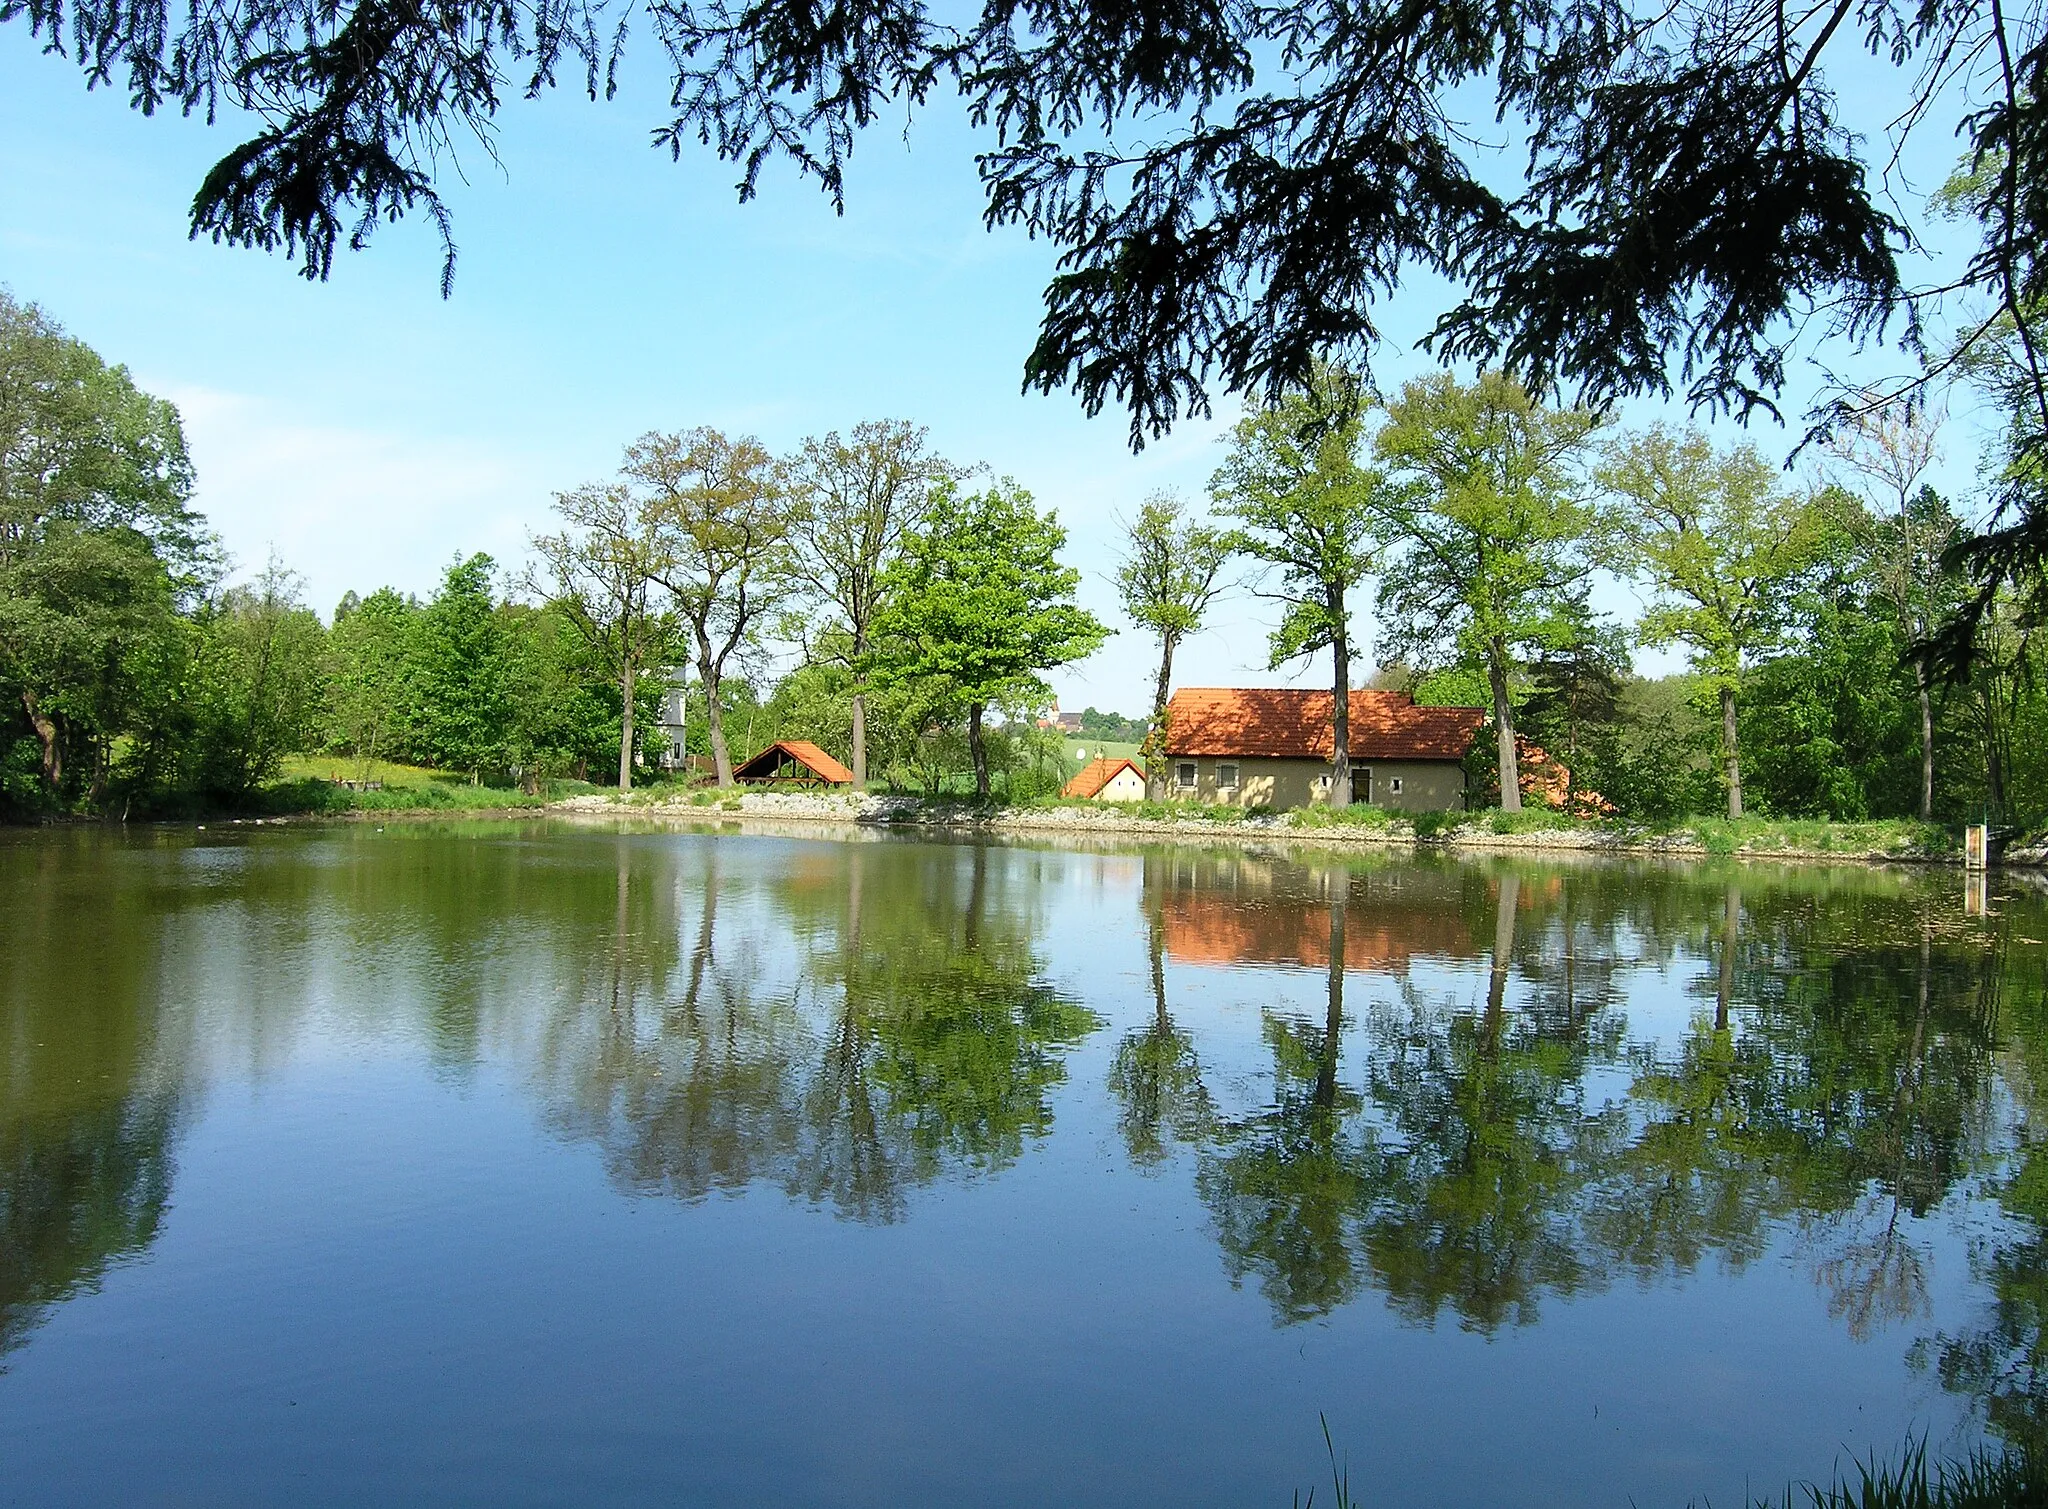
3,821 -> 2046,1506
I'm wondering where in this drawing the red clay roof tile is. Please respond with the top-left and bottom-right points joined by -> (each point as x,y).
1161,688 -> 1484,761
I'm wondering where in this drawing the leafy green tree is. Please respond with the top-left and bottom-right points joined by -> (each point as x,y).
1211,366 -> 1381,806
0,290 -> 203,809
781,420 -> 959,786
187,556 -> 329,799
1374,372 -> 1604,811
326,587 -> 418,780
498,602 -> 641,786
632,428 -> 796,787
1740,513 -> 1922,819
1825,406 -> 1962,819
1514,609 -> 1630,807
528,482 -> 679,793
408,553 -> 511,781
1599,428 -> 1833,818
1115,491 -> 1233,798
866,478 -> 1108,799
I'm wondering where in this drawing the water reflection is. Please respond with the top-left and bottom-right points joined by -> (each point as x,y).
0,836 -> 183,1362
3,825 -> 2047,1466
530,838 -> 1099,1222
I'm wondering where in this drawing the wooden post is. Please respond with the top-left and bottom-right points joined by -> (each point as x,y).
1964,824 -> 1989,871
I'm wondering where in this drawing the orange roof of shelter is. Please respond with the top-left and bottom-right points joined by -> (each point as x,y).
1063,756 -> 1145,799
733,740 -> 855,785
1162,688 -> 1484,761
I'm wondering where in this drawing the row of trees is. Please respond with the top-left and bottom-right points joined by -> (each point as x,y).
531,423 -> 1105,799
6,279 -> 2045,824
1117,366 -> 2017,821
0,288 -> 1112,814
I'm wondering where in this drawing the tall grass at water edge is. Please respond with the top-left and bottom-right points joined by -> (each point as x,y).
1291,1434 -> 2048,1508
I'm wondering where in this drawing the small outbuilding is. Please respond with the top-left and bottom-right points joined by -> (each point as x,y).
1064,756 -> 1148,802
733,740 -> 855,788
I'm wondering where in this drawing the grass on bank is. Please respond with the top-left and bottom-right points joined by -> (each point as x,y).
1295,1431 -> 2046,1509
1740,1438 -> 2048,1509
252,759 -> 1970,858
259,755 -> 601,816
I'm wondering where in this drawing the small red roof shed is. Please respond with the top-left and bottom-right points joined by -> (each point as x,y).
732,740 -> 855,786
1063,757 -> 1146,799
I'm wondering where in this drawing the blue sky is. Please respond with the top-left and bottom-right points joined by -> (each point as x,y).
0,33 -> 2000,714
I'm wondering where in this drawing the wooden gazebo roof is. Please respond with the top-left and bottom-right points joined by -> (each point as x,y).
732,740 -> 855,786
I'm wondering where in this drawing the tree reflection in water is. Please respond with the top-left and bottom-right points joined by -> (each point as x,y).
1150,852 -> 2023,1379
0,835 -> 183,1363
534,835 -> 1099,1224
5,825 -> 2047,1462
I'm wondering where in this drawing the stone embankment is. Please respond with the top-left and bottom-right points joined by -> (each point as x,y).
548,791 -> 2012,866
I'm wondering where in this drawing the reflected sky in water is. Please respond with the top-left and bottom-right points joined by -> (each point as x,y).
3,821 -> 2045,1507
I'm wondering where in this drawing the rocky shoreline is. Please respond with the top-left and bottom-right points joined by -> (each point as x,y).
545,791 -> 2028,868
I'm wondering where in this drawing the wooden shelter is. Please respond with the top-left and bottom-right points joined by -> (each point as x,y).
732,740 -> 855,788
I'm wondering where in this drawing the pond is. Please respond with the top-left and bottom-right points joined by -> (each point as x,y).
2,821 -> 2044,1506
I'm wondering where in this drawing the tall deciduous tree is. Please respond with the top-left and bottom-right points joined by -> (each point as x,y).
781,420 -> 958,786
409,553 -> 511,782
0,290 -> 203,804
1212,367 -> 1380,806
190,555 -> 329,799
1374,372 -> 1603,811
1599,429 -> 1832,819
327,588 -> 417,781
528,482 -> 676,793
1825,403 -> 1958,820
633,427 -> 794,788
866,479 -> 1108,799
1115,492 -> 1233,799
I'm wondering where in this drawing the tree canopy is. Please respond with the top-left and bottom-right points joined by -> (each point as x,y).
866,478 -> 1107,798
12,0 -> 2038,461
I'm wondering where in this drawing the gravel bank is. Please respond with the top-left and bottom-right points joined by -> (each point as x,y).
546,791 -> 2005,866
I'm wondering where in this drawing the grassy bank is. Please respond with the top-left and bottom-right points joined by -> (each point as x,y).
1295,1433 -> 2045,1509
235,769 -> 1985,864
243,756 -> 604,817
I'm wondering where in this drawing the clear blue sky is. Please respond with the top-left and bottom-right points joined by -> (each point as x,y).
0,36 -> 1997,714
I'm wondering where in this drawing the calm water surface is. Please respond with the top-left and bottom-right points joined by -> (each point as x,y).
3,821 -> 2046,1506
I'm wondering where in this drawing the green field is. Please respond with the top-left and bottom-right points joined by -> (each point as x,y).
1059,738 -> 1143,767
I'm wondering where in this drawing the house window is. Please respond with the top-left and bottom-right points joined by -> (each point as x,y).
1217,762 -> 1240,790
1389,776 -> 1403,795
1176,761 -> 1198,790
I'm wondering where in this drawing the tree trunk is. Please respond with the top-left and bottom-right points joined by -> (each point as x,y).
22,690 -> 59,791
618,658 -> 636,793
1329,597 -> 1352,807
850,691 -> 868,788
1915,656 -> 1934,821
1485,870 -> 1519,1049
1720,681 -> 1743,819
968,702 -> 991,800
700,658 -> 735,787
1317,870 -> 1348,1110
1147,636 -> 1177,801
1716,883 -> 1738,1033
1489,639 -> 1521,812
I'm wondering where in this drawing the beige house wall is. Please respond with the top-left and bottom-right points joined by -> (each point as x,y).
1163,755 -> 1468,813
1092,766 -> 1148,802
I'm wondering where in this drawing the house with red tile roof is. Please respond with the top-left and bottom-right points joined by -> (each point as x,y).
1063,756 -> 1147,802
1160,688 -> 1485,812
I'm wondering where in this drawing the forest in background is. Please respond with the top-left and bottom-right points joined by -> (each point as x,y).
6,287 -> 2048,826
